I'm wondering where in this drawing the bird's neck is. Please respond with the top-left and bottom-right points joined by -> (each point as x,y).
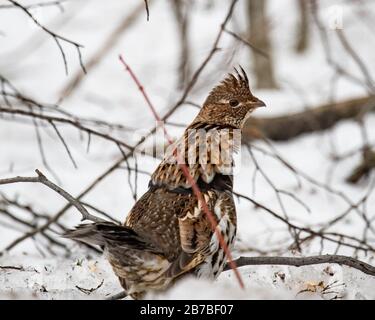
150,122 -> 239,191
188,120 -> 237,131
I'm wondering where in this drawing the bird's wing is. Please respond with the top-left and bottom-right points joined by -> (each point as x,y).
125,185 -> 219,278
125,186 -> 190,262
165,190 -> 218,278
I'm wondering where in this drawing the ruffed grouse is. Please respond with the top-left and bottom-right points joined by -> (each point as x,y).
65,68 -> 265,299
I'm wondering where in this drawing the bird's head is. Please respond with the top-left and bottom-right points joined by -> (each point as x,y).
193,67 -> 266,128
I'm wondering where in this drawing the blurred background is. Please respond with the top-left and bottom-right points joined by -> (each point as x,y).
0,0 -> 374,299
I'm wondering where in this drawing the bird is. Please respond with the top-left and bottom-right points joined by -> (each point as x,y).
65,67 -> 266,299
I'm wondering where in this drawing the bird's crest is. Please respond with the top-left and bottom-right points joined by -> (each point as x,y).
205,66 -> 253,104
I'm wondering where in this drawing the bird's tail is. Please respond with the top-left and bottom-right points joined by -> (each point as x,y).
64,223 -> 107,246
64,222 -> 159,252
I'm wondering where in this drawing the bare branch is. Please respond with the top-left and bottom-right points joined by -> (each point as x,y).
234,191 -> 375,253
0,107 -> 134,152
75,279 -> 104,295
223,28 -> 269,58
336,29 -> 375,91
6,0 -> 85,74
0,265 -> 24,271
0,170 -> 103,224
171,0 -> 191,88
243,96 -> 375,142
0,158 -> 124,252
0,0 -> 68,11
224,255 -> 375,277
60,2 -> 146,99
310,0 -> 371,92
144,0 -> 150,21
49,120 -> 78,169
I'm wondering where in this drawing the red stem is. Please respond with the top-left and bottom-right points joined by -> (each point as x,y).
119,54 -> 244,289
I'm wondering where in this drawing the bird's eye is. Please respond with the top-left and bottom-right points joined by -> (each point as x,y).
229,99 -> 239,107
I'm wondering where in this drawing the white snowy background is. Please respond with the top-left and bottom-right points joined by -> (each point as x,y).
0,0 -> 374,299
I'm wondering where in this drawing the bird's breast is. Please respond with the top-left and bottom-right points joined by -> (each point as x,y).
151,126 -> 238,191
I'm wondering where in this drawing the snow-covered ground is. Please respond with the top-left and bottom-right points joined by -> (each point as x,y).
1,251 -> 374,300
0,0 -> 375,299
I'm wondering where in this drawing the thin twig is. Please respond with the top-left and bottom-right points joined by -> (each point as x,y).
0,0 -> 68,11
6,0 -> 85,74
144,0 -> 149,21
0,265 -> 24,271
0,107 -> 134,152
223,28 -> 269,58
49,120 -> 78,169
76,279 -> 104,295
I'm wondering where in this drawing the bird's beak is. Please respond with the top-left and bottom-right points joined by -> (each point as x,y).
254,99 -> 266,108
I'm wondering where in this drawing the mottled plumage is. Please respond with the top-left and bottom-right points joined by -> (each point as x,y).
65,67 -> 265,299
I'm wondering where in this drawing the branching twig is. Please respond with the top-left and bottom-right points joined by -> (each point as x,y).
76,279 -> 104,295
0,169 -> 103,224
0,107 -> 134,152
310,0 -> 370,91
60,2 -> 146,99
6,0 -> 84,74
234,191 -> 375,253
